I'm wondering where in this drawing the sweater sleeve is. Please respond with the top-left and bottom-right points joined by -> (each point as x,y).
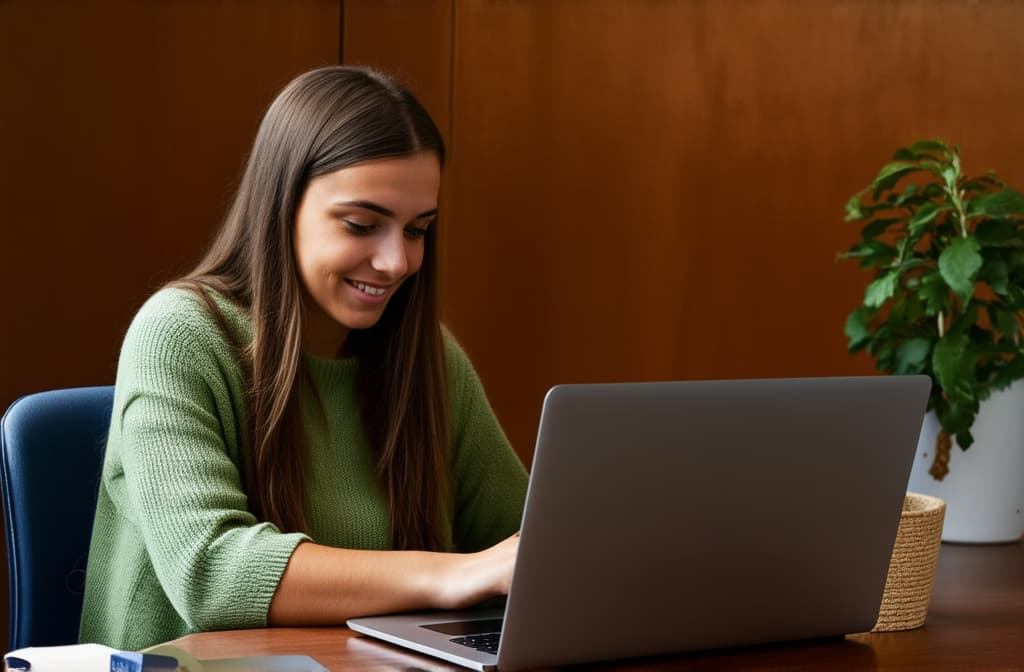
446,334 -> 529,552
113,291 -> 308,630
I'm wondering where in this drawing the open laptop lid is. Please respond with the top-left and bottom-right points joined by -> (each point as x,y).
497,375 -> 929,670
350,375 -> 930,671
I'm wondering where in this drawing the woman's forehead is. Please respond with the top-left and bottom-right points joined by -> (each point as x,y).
308,153 -> 441,212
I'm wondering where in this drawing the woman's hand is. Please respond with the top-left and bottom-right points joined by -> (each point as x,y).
437,532 -> 520,610
268,533 -> 521,626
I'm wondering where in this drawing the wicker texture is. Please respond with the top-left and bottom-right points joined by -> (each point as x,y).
872,492 -> 946,632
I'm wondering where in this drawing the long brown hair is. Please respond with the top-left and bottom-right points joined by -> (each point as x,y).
172,66 -> 451,551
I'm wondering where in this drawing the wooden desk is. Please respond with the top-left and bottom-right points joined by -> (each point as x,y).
166,542 -> 1024,671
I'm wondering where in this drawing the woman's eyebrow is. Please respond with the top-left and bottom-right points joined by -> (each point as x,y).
335,200 -> 438,220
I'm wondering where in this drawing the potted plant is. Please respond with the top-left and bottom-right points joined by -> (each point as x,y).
840,139 -> 1024,542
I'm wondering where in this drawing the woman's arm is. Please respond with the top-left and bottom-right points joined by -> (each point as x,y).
267,533 -> 519,625
445,334 -> 529,552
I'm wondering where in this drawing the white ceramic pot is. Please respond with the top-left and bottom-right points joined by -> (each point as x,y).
907,381 -> 1024,543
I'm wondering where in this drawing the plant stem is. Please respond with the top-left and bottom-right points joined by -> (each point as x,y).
938,312 -> 945,338
929,431 -> 951,481
955,189 -> 968,238
946,150 -> 968,238
944,183 -> 968,238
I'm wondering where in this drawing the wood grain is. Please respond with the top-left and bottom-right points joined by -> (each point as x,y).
1,0 -> 341,412
166,542 -> 1024,670
344,0 -> 1024,463
0,0 -> 341,651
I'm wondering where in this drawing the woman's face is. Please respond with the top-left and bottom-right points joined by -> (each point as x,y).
294,151 -> 441,357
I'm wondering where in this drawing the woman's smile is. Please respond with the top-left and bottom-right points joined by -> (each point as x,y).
345,278 -> 391,301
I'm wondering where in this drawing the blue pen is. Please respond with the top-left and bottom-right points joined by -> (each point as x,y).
5,656 -> 31,671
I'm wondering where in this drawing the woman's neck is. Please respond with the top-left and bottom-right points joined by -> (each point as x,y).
302,303 -> 350,359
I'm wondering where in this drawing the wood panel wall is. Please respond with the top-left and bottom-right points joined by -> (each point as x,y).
0,0 -> 341,651
2,0 -> 1023,653
346,0 -> 1024,465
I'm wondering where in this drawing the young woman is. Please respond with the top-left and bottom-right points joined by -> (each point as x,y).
80,66 -> 528,650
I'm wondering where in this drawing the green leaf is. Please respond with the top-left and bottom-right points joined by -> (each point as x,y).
856,219 -> 905,245
871,163 -> 924,201
896,236 -> 915,263
921,159 -> 949,179
955,427 -> 975,450
991,355 -> 1024,390
948,302 -> 979,337
974,219 -> 1022,247
992,307 -> 1020,338
918,273 -> 949,316
976,336 -> 1012,357
932,333 -> 974,401
910,139 -> 951,157
892,147 -> 915,161
890,292 -> 925,325
844,193 -> 866,222
908,202 -> 946,237
938,236 -> 983,303
845,307 -> 874,352
874,161 -> 917,186
872,162 -> 926,200
933,395 -> 978,448
979,256 -> 1009,295
896,196 -> 939,214
962,175 -> 1004,193
894,338 -> 932,374
1007,286 -> 1024,310
866,323 -> 892,358
843,240 -> 894,257
875,341 -> 896,372
860,217 -> 902,241
966,190 -> 1024,218
894,183 -> 919,207
941,164 -> 958,189
839,240 -> 898,269
864,271 -> 899,308
894,258 -> 929,273
1009,249 -> 1024,266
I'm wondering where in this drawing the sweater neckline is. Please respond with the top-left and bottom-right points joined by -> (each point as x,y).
303,352 -> 359,384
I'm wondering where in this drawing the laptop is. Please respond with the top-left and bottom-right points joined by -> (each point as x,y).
348,375 -> 930,671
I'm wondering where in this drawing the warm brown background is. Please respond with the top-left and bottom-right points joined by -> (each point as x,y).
3,0 -> 1024,652
1,0 -> 344,651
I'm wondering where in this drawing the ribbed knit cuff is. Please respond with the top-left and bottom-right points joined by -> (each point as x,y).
244,531 -> 311,627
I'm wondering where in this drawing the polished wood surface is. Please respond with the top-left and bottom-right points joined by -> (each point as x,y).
166,542 -> 1024,670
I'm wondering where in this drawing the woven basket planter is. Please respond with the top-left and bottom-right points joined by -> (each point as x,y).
871,492 -> 945,632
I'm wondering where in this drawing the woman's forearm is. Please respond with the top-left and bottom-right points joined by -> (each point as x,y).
267,534 -> 518,626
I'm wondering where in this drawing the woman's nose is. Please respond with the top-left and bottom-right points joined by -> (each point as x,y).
371,230 -> 409,277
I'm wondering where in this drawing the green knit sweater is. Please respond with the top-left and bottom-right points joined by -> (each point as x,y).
79,288 -> 528,650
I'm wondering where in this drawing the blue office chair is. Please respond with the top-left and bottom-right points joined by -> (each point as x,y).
0,386 -> 114,650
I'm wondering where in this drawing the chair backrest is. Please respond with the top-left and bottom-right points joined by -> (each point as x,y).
0,386 -> 115,650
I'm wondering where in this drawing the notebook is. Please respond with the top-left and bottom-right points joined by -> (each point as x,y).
348,375 -> 930,671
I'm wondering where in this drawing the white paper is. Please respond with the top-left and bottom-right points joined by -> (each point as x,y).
4,643 -> 117,672
5,642 -> 327,672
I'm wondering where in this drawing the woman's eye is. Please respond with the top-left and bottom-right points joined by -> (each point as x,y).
404,226 -> 429,240
343,220 -> 374,235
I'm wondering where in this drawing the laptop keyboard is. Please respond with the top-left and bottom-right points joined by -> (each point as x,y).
450,632 -> 501,655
